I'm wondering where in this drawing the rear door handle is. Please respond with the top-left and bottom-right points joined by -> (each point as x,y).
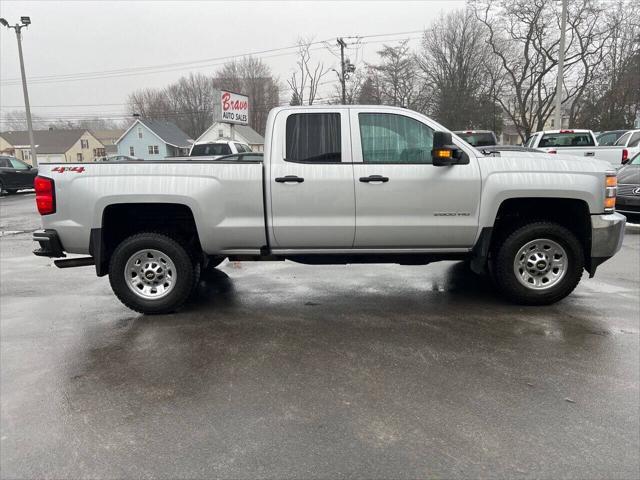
359,175 -> 389,183
584,152 -> 595,156
275,175 -> 304,183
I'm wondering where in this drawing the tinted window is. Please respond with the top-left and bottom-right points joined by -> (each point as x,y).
191,143 -> 232,156
456,132 -> 496,147
359,113 -> 433,164
539,133 -> 595,147
286,113 -> 341,163
10,158 -> 29,169
0,157 -> 11,168
614,132 -> 632,146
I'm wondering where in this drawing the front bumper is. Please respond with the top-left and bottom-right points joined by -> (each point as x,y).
33,229 -> 66,258
587,213 -> 626,275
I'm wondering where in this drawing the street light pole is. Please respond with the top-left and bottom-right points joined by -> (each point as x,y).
554,0 -> 568,130
1,17 -> 38,167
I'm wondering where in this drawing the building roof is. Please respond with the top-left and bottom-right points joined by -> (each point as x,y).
233,125 -> 264,144
0,129 -> 90,154
90,129 -> 125,145
117,118 -> 192,148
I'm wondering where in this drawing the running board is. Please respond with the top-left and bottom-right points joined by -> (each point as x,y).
54,257 -> 95,268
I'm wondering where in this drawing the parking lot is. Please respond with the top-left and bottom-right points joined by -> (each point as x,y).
1,191 -> 639,479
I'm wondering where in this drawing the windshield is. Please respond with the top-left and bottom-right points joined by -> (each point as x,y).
455,132 -> 496,147
191,143 -> 232,156
539,132 -> 595,147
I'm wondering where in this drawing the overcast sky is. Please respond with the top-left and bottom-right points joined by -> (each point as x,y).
0,0 -> 464,128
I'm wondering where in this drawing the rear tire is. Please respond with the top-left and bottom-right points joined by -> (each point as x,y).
109,232 -> 195,314
492,222 -> 584,305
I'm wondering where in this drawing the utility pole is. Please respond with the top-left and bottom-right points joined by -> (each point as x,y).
337,38 -> 347,105
554,0 -> 568,130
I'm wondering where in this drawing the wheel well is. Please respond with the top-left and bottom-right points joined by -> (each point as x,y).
94,203 -> 202,276
490,198 -> 591,256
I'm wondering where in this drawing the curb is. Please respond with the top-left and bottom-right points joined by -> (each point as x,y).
625,223 -> 640,234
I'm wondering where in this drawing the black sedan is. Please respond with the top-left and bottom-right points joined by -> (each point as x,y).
0,156 -> 38,194
616,152 -> 640,223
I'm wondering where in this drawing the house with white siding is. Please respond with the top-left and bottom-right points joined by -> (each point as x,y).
194,122 -> 265,152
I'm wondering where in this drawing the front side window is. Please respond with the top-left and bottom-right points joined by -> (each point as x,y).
359,113 -> 433,164
9,158 -> 29,169
148,145 -> 159,154
286,113 -> 341,163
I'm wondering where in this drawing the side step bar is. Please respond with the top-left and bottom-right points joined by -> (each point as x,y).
54,257 -> 95,268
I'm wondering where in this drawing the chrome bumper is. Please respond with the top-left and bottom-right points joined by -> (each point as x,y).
587,213 -> 626,276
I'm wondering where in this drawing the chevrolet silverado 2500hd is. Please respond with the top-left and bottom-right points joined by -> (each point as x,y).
32,106 -> 625,314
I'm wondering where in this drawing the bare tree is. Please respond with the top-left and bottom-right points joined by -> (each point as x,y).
368,41 -> 430,112
473,0 -> 609,140
287,38 -> 330,106
418,10 -> 502,131
2,110 -> 43,130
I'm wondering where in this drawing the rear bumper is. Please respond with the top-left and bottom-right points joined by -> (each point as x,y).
32,229 -> 65,258
587,213 -> 626,275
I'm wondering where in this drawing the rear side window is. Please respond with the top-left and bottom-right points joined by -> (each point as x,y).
614,132 -> 632,146
191,143 -> 232,156
359,113 -> 433,163
286,113 -> 341,163
539,133 -> 595,147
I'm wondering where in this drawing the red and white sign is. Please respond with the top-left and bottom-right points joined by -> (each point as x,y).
220,90 -> 249,125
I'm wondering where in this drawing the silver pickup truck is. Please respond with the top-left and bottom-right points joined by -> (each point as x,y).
32,106 -> 625,314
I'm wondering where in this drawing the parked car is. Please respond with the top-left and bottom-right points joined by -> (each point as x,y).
613,129 -> 640,162
596,130 -> 629,146
0,156 -> 38,194
96,154 -> 140,162
525,129 -> 627,166
189,140 -> 252,158
453,130 -> 498,147
615,151 -> 640,223
32,105 -> 625,314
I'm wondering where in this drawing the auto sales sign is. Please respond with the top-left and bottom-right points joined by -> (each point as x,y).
220,90 -> 249,125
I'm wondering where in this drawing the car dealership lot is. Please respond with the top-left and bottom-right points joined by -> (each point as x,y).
1,193 -> 639,479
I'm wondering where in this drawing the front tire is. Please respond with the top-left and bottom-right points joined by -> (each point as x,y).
109,233 -> 196,314
492,222 -> 584,305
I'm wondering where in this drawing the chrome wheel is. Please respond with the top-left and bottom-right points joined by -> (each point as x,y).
124,249 -> 177,300
513,238 -> 567,290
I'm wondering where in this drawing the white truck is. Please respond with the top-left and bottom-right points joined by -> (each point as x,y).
525,129 -> 629,166
32,106 -> 625,314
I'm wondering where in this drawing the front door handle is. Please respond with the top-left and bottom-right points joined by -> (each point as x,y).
359,175 -> 389,183
584,152 -> 595,156
275,175 -> 304,183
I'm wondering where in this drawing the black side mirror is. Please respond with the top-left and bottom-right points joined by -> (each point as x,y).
432,131 -> 469,166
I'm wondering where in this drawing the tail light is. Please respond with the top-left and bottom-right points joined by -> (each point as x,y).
548,149 -> 557,154
35,176 -> 56,215
622,149 -> 628,164
604,171 -> 617,213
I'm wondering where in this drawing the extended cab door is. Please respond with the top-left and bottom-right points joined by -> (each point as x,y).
269,109 -> 355,248
350,109 -> 481,248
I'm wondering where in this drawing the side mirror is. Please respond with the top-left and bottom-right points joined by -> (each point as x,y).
432,131 -> 469,166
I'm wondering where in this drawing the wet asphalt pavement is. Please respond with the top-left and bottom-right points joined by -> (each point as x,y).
1,191 -> 639,479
